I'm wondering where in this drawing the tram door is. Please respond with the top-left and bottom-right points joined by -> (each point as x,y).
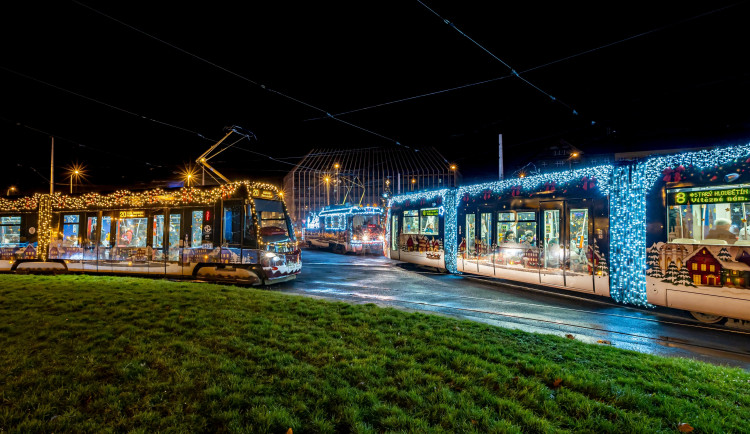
565,200 -> 594,292
539,201 -> 565,287
390,214 -> 399,260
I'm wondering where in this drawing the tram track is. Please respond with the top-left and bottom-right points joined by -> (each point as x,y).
293,285 -> 750,362
304,259 -> 750,333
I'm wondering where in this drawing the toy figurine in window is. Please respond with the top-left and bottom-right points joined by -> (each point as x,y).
504,231 -> 517,244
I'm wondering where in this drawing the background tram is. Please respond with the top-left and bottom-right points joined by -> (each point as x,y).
0,181 -> 301,285
305,206 -> 385,254
388,144 -> 750,325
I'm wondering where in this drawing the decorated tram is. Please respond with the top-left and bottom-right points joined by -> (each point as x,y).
305,205 -> 385,254
0,181 -> 301,285
388,144 -> 750,325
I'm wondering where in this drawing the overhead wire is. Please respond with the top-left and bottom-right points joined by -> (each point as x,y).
0,66 -> 215,143
71,0 -> 409,149
417,0 -> 579,116
0,114 -> 169,170
304,1 -> 745,123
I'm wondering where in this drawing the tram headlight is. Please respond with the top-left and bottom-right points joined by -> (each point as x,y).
264,252 -> 278,259
378,235 -> 384,241
363,234 -> 370,241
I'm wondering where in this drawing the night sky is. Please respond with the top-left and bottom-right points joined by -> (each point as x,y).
3,1 -> 750,194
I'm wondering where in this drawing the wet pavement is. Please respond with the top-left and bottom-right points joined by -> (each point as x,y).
271,248 -> 750,370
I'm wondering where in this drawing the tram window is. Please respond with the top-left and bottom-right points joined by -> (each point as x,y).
223,204 -> 242,245
116,217 -> 147,247
480,212 -> 492,247
254,199 -> 291,243
100,216 -> 112,247
497,211 -> 537,246
169,215 -> 181,256
403,210 -> 419,234
86,217 -> 98,245
466,214 -> 476,253
667,202 -> 750,244
191,211 -> 203,248
0,216 -> 21,246
153,215 -> 165,249
420,208 -> 439,235
62,215 -> 80,247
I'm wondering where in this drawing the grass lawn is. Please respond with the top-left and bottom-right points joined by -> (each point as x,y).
0,275 -> 748,433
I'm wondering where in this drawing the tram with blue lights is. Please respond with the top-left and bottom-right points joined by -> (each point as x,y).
0,181 -> 301,285
305,205 -> 385,254
388,144 -> 750,325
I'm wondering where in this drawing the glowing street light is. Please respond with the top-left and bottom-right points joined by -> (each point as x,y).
324,175 -> 331,206
180,164 -> 198,187
66,163 -> 86,194
6,186 -> 17,196
449,163 -> 458,187
333,163 -> 340,205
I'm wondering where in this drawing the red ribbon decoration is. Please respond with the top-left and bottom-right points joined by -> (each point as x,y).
462,193 -> 470,203
543,181 -> 556,192
482,189 -> 492,201
662,166 -> 685,183
581,176 -> 596,191
511,186 -> 522,197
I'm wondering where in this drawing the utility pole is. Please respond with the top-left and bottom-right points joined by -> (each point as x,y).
50,136 -> 54,195
498,133 -> 504,181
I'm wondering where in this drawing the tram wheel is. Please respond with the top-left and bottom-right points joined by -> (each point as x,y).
690,311 -> 725,324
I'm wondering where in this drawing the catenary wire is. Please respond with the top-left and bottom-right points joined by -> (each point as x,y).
71,0 -> 409,149
0,66 -> 215,143
304,1 -> 745,122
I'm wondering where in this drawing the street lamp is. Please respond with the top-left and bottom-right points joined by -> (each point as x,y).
411,178 -> 416,191
6,186 -> 17,196
324,176 -> 331,206
333,163 -> 340,205
66,163 -> 86,194
449,163 -> 458,187
568,151 -> 580,171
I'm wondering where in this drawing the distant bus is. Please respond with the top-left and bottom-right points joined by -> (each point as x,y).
0,181 -> 301,285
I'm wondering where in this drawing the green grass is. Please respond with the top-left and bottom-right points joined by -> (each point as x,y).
0,275 -> 748,433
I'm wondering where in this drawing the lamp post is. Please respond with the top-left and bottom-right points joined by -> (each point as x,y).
449,164 -> 457,187
333,163 -> 340,205
324,176 -> 330,206
568,152 -> 580,171
70,169 -> 80,194
411,178 -> 416,191
6,186 -> 16,196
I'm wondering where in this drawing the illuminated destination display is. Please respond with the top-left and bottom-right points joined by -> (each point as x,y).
421,208 -> 439,216
669,187 -> 750,205
119,210 -> 146,218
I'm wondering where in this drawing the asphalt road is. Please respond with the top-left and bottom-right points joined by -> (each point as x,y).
271,248 -> 750,370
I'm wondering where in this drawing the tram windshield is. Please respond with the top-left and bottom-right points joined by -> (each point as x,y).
352,214 -> 382,241
254,199 -> 291,243
667,185 -> 750,244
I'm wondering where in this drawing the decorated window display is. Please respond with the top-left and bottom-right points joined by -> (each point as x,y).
153,215 -> 165,249
116,216 -> 147,248
62,214 -> 80,247
99,216 -> 112,247
191,210 -> 203,248
0,216 -> 21,246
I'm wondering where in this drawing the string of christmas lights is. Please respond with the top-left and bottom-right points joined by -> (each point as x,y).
610,142 -> 750,306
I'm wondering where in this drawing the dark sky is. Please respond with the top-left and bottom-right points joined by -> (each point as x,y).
3,1 -> 750,194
